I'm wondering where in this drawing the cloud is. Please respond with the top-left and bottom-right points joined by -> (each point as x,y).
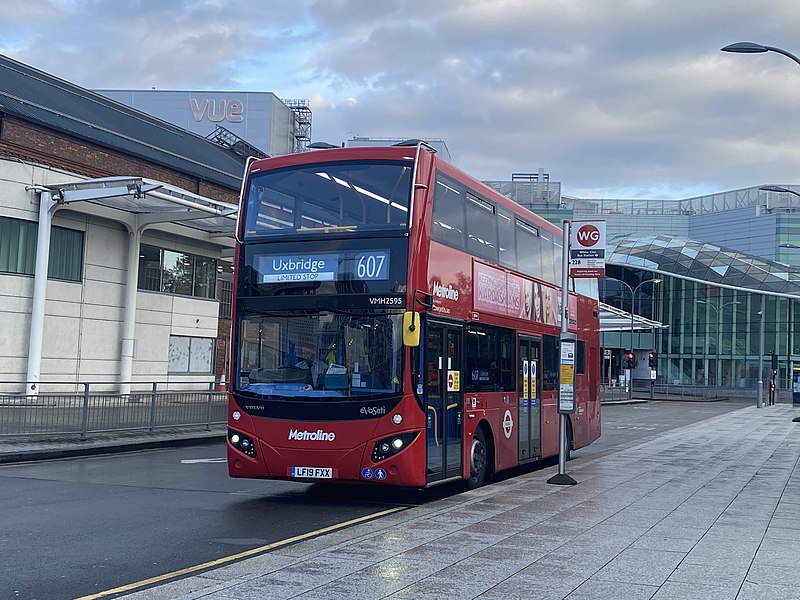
2,0 -> 800,198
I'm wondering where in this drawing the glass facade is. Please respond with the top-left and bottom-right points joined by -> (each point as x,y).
489,179 -> 800,394
651,274 -> 794,386
587,232 -> 800,391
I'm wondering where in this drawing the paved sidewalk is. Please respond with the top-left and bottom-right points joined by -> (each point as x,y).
111,404 -> 800,600
0,426 -> 225,463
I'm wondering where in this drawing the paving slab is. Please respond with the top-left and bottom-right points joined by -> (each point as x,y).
116,405 -> 800,600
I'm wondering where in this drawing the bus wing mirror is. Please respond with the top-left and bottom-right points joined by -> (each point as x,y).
403,311 -> 420,347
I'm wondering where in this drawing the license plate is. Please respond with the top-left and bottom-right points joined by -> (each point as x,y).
291,466 -> 333,479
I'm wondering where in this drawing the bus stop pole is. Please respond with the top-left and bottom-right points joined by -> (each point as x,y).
548,220 -> 577,486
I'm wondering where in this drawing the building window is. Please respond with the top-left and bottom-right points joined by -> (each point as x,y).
219,278 -> 233,319
137,244 -> 217,299
168,336 -> 214,374
0,217 -> 83,282
49,226 -> 84,281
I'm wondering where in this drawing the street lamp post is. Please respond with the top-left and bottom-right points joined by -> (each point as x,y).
757,295 -> 765,408
760,184 -> 800,199
721,42 -> 800,67
723,42 -> 798,409
604,276 -> 661,400
696,299 -> 741,386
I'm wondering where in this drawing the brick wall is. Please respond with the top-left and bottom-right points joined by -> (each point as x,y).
1,113 -> 240,384
0,117 -> 240,203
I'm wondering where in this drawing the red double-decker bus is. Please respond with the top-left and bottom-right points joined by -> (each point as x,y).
227,142 -> 600,488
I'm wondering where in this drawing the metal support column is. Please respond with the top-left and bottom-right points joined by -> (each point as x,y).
25,191 -> 57,396
119,226 -> 142,396
757,294 -> 765,408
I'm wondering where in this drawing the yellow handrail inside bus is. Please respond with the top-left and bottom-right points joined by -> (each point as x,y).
427,405 -> 439,447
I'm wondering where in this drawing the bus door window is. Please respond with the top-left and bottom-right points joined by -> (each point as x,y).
444,328 -> 463,476
425,326 -> 444,477
518,336 -> 541,462
425,322 -> 463,482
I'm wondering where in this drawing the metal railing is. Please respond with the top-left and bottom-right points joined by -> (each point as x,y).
0,381 -> 227,440
601,380 -> 792,403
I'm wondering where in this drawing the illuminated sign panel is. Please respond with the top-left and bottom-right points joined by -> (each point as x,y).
257,251 -> 389,284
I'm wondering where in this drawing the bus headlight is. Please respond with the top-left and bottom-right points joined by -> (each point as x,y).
371,432 -> 418,463
228,429 -> 256,457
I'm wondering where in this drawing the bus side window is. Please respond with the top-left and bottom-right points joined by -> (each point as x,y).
432,174 -> 465,249
465,324 -> 516,392
542,335 -> 559,391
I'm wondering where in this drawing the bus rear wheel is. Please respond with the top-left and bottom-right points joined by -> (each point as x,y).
467,427 -> 488,489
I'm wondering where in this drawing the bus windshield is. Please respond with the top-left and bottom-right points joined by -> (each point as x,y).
237,311 -> 403,398
243,161 -> 413,238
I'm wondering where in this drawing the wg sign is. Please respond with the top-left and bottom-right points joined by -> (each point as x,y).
569,220 -> 606,278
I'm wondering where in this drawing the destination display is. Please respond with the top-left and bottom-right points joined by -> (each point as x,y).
257,250 -> 390,283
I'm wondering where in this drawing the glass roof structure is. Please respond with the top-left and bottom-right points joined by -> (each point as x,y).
608,233 -> 800,298
598,302 -> 665,332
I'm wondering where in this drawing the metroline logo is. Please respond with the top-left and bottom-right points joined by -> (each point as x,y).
576,224 -> 601,247
288,429 -> 336,442
432,281 -> 459,300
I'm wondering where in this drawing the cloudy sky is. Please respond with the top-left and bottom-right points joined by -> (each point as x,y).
2,0 -> 800,199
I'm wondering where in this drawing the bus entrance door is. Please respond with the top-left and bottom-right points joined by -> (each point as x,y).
518,336 -> 542,462
425,322 -> 464,483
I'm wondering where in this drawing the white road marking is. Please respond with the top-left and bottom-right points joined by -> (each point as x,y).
180,458 -> 227,464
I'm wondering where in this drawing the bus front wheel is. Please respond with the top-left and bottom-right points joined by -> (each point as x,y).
467,427 -> 488,489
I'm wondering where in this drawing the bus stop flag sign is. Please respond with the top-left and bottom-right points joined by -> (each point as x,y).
570,221 -> 606,278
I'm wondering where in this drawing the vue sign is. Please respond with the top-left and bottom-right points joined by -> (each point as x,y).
190,98 -> 244,123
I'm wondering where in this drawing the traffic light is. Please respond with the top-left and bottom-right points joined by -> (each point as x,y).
625,351 -> 635,370
648,351 -> 657,369
771,352 -> 778,376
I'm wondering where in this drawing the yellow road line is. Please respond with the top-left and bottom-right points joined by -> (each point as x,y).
75,505 -> 407,600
